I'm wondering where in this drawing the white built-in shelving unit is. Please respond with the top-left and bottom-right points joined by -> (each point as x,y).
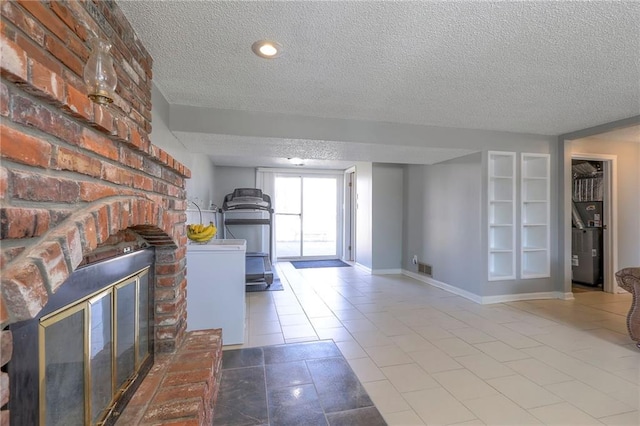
521,153 -> 550,278
488,151 -> 516,280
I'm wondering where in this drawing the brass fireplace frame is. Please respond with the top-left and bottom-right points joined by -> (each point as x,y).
38,267 -> 151,426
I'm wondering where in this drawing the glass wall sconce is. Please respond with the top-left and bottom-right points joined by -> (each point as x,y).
83,37 -> 117,105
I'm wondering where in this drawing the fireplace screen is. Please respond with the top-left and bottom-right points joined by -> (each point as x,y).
39,268 -> 151,425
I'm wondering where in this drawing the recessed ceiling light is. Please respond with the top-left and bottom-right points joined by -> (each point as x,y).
287,157 -> 304,166
252,40 -> 283,59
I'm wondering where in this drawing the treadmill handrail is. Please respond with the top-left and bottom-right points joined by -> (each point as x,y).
221,204 -> 274,213
222,190 -> 272,212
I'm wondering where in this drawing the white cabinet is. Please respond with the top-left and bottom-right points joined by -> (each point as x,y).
186,239 -> 247,344
521,154 -> 550,278
488,152 -> 516,280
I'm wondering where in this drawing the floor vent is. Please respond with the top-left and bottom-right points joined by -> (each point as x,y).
418,262 -> 432,276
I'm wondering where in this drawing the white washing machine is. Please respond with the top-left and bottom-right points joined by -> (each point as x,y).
186,239 -> 246,344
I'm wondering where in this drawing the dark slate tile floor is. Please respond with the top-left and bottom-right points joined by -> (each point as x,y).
213,340 -> 387,426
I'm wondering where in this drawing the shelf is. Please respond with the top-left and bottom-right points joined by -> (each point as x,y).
488,152 -> 516,281
490,153 -> 515,178
522,179 -> 547,201
490,225 -> 514,251
522,155 -> 548,179
490,178 -> 514,201
521,153 -> 550,279
489,202 -> 512,225
522,249 -> 549,278
489,251 -> 515,281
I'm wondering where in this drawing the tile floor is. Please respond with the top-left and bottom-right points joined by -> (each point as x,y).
214,340 -> 386,425
223,262 -> 639,425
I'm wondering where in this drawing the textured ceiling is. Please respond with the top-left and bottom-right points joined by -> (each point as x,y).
117,0 -> 640,167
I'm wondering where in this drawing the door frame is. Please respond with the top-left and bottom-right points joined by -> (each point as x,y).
559,116 -> 640,296
273,170 -> 344,261
570,153 -> 618,293
343,167 -> 356,262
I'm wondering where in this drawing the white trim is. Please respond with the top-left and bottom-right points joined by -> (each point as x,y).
343,169 -> 356,262
487,151 -> 517,281
520,153 -> 551,279
257,167 -> 346,175
272,171 -> 344,260
402,270 -> 483,304
355,262 -> 372,273
482,291 -> 571,304
402,270 -> 572,304
571,153 -> 618,293
372,268 -> 402,275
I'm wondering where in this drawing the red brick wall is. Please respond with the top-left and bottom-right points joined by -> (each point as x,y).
0,1 -> 191,421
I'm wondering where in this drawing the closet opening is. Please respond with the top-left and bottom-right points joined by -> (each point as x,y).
570,158 -> 610,292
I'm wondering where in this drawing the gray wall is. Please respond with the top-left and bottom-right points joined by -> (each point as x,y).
151,85 -> 190,166
212,166 -> 256,208
402,136 -> 558,299
403,165 -> 427,273
151,85 -> 216,206
212,166 -> 263,251
421,153 -> 484,295
355,162 -> 373,269
170,104 -> 557,153
372,164 -> 404,271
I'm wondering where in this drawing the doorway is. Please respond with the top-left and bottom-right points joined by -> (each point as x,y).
274,174 -> 342,260
571,159 -> 604,292
570,154 -> 617,293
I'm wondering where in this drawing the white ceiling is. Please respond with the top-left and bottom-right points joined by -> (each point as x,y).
117,1 -> 640,168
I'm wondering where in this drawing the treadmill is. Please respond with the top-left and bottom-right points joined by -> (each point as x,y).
221,188 -> 274,286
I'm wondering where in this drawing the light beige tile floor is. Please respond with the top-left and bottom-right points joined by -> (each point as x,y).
226,262 -> 639,425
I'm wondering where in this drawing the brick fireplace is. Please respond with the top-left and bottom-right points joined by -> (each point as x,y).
1,1 -> 200,424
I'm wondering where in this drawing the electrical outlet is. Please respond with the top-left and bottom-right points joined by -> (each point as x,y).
412,255 -> 418,265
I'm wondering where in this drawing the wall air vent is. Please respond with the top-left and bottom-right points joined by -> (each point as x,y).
418,262 -> 432,276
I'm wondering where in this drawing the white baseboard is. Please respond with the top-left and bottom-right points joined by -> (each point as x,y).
402,270 -> 571,304
482,291 -> 571,304
372,268 -> 403,275
355,263 -> 372,273
402,270 -> 483,304
560,292 -> 575,300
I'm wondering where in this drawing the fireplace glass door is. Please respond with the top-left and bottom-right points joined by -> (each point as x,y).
89,291 -> 113,424
39,268 -> 151,425
41,305 -> 86,425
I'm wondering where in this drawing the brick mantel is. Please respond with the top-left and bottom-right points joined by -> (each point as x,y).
1,1 -> 191,423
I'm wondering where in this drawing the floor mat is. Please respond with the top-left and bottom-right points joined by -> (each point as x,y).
290,259 -> 351,269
